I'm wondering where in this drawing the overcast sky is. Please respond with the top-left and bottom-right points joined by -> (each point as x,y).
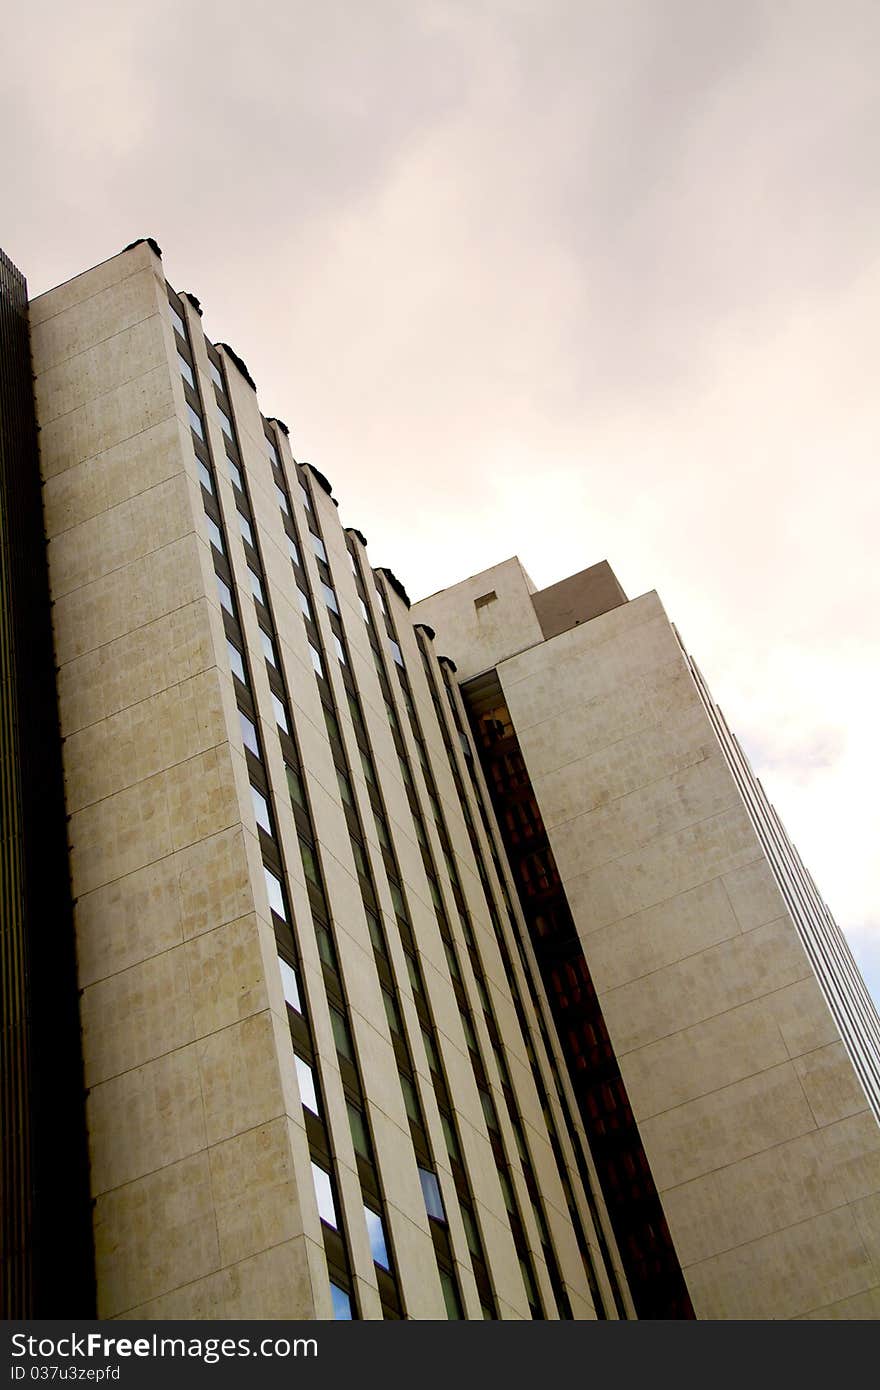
4,1 -> 878,1004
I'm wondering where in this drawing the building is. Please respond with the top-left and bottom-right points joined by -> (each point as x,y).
2,238 -> 879,1321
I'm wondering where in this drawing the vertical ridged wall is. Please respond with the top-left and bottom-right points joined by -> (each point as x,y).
0,248 -> 94,1316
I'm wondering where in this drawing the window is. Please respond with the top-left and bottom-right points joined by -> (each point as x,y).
299,837 -> 320,887
238,512 -> 254,547
336,769 -> 353,807
197,459 -> 213,493
389,639 -> 404,668
287,535 -> 301,567
249,569 -> 265,605
321,582 -> 339,614
170,304 -> 187,339
311,533 -> 327,563
177,352 -> 194,388
309,643 -> 324,678
286,763 -> 306,810
263,865 -> 287,921
440,1270 -> 463,1319
266,436 -> 280,467
359,597 -> 371,624
347,1102 -> 371,1159
419,1168 -> 445,1222
278,956 -> 301,1012
298,589 -> 313,621
227,640 -> 246,684
271,693 -> 289,733
227,457 -> 244,491
206,515 -> 224,554
310,1162 -> 337,1228
329,1283 -> 352,1320
330,1009 -> 354,1062
260,629 -> 277,667
217,406 -> 233,439
376,586 -> 388,616
250,784 -> 272,834
239,710 -> 260,757
275,483 -> 289,515
187,404 -> 204,440
299,480 -> 311,511
209,358 -> 224,390
332,634 -> 346,666
364,1207 -> 390,1270
216,574 -> 234,614
295,1054 -> 319,1114
474,590 -> 497,610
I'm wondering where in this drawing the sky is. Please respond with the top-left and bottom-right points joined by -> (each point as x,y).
3,1 -> 878,1004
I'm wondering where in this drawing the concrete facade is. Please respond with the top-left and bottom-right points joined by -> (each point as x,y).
414,569 -> 880,1320
20,242 -> 624,1321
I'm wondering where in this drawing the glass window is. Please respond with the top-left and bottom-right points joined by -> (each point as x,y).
359,749 -> 375,786
177,352 -> 194,388
359,597 -> 371,624
249,568 -> 265,605
350,838 -> 368,878
347,1102 -> 371,1159
321,582 -> 339,614
336,768 -> 353,807
441,1111 -> 461,1161
287,535 -> 301,567
299,480 -> 311,511
226,457 -> 243,491
263,865 -> 287,921
209,358 -> 224,390
310,1162 -> 337,1228
389,638 -> 404,668
239,710 -> 260,757
311,533 -> 328,563
266,436 -> 280,466
332,634 -> 346,666
238,512 -> 254,547
299,837 -> 320,886
330,1009 -> 354,1062
286,763 -> 306,810
227,640 -> 246,684
250,784 -> 271,834
376,585 -> 388,616
260,629 -> 277,667
197,458 -> 213,493
170,303 -> 187,339
206,515 -> 224,554
217,406 -> 233,439
364,1207 -> 390,1270
278,956 -> 301,1012
187,404 -> 204,440
295,1054 -> 319,1114
275,483 -> 289,515
382,988 -> 402,1037
419,1168 -> 445,1222
298,589 -> 313,621
330,1283 -> 352,1320
309,643 -> 324,678
440,1270 -> 462,1319
400,1073 -> 421,1125
271,693 -> 289,733
216,573 -> 234,614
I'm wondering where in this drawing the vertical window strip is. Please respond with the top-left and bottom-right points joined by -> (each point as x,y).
373,601 -> 552,1319
434,654 -> 630,1319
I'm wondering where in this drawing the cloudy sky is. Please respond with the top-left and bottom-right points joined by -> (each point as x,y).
4,1 -> 878,1003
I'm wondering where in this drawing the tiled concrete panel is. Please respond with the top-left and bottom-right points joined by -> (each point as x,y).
37,363 -> 177,480
208,1117 -> 309,1267
116,1237 -> 325,1320
30,263 -> 164,373
93,1151 -> 220,1318
75,825 -> 254,988
43,415 -> 189,538
619,996 -> 791,1121
602,916 -> 810,1056
639,1059 -> 818,1193
584,875 -> 744,993
685,1205 -> 877,1320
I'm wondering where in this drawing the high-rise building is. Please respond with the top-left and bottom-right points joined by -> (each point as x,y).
2,239 -> 879,1322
